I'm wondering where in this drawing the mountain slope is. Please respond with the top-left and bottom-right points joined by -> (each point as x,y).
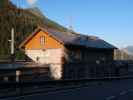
27,7 -> 67,32
0,0 -> 67,59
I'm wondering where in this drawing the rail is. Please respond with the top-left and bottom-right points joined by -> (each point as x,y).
0,61 -> 132,99
0,76 -> 133,99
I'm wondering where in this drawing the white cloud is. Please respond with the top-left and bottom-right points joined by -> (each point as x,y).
27,0 -> 37,5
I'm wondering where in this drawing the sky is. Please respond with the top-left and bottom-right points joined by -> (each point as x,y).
11,0 -> 133,48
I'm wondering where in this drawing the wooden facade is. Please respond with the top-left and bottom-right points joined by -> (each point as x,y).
24,30 -> 63,50
19,27 -> 116,80
64,46 -> 114,63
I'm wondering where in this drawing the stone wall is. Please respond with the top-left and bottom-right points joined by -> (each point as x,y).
25,48 -> 64,64
25,48 -> 64,80
49,64 -> 63,80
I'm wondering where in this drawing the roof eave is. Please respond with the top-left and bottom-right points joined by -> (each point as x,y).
19,26 -> 65,49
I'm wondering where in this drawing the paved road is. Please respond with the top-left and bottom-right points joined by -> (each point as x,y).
4,79 -> 133,100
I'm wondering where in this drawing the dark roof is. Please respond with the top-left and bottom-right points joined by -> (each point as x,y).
20,27 -> 117,49
45,28 -> 117,49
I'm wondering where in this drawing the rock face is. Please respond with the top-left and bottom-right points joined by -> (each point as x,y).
114,49 -> 133,60
123,46 -> 133,55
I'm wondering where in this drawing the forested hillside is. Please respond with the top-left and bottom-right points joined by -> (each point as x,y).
0,0 -> 67,59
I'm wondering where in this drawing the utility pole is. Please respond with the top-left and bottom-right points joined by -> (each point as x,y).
11,28 -> 15,55
9,28 -> 15,62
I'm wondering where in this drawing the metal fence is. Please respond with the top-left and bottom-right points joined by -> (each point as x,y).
0,62 -> 131,82
63,62 -> 130,79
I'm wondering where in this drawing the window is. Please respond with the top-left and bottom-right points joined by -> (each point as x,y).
40,36 -> 45,45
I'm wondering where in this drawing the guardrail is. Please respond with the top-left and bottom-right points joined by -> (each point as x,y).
0,61 -> 132,99
0,76 -> 133,99
0,76 -> 133,98
0,62 -> 131,82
